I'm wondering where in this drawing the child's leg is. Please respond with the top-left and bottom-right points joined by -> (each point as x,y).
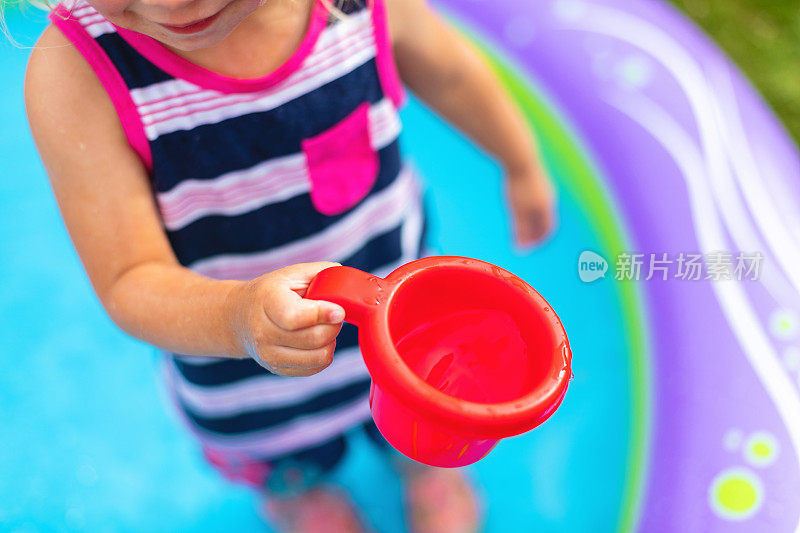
362,422 -> 482,533
258,437 -> 368,532
205,436 -> 369,533
397,462 -> 481,533
261,486 -> 367,533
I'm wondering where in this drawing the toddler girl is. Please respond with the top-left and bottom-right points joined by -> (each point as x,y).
24,0 -> 555,530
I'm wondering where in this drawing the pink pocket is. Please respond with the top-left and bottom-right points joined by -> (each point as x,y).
302,103 -> 379,216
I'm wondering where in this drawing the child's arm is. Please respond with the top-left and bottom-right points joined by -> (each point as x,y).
386,0 -> 556,246
25,26 -> 345,377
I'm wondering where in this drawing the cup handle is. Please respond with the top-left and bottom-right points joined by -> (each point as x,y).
305,266 -> 386,327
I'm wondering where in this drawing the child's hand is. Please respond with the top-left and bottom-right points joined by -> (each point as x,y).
505,166 -> 557,248
228,262 -> 346,377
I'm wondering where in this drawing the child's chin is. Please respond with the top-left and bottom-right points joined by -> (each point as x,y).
157,30 -> 231,52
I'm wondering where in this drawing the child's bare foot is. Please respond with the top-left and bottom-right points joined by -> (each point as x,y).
261,486 -> 367,533
402,464 -> 481,533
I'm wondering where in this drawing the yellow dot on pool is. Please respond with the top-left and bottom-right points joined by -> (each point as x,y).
717,477 -> 757,511
752,443 -> 770,457
744,432 -> 779,467
710,469 -> 763,520
770,309 -> 799,340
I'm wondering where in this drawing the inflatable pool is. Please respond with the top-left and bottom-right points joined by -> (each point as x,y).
423,0 -> 800,530
2,0 -> 799,531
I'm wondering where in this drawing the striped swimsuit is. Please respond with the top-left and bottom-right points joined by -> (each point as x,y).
51,0 -> 427,490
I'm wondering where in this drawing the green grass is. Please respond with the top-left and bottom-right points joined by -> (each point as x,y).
667,0 -> 800,145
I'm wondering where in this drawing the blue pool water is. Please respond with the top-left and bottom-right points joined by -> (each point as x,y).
1,9 -> 632,531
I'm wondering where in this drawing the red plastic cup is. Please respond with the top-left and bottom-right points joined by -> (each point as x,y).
305,256 -> 571,467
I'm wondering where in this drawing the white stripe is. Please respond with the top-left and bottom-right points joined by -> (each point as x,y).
162,354 -> 372,457
131,79 -> 204,110
709,68 -> 800,304
156,99 -> 401,230
78,13 -> 104,24
71,5 -> 95,17
401,174 -> 425,257
85,20 -> 116,38
137,87 -> 217,117
185,393 -> 372,456
63,0 -> 84,11
171,347 -> 369,416
158,153 -> 309,231
369,99 -> 403,151
172,354 -> 224,366
190,166 -> 420,280
314,9 -> 371,51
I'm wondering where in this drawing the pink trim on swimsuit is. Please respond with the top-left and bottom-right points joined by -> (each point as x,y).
50,5 -> 154,171
369,0 -> 406,108
113,0 -> 329,94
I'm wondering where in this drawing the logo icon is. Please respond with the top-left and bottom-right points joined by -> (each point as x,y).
578,251 -> 608,283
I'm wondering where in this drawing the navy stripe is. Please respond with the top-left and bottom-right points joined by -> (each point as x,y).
167,142 -> 402,267
263,434 -> 347,471
362,420 -> 389,449
339,0 -> 364,15
95,33 -> 174,90
418,190 -> 431,253
181,378 -> 371,434
173,357 -> 265,385
258,422 -> 381,475
151,60 -> 385,191
340,223 -> 403,272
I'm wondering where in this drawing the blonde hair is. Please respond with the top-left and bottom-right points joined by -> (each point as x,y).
1,0 -> 55,47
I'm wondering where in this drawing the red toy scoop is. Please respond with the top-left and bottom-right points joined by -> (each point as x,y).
305,256 -> 571,467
